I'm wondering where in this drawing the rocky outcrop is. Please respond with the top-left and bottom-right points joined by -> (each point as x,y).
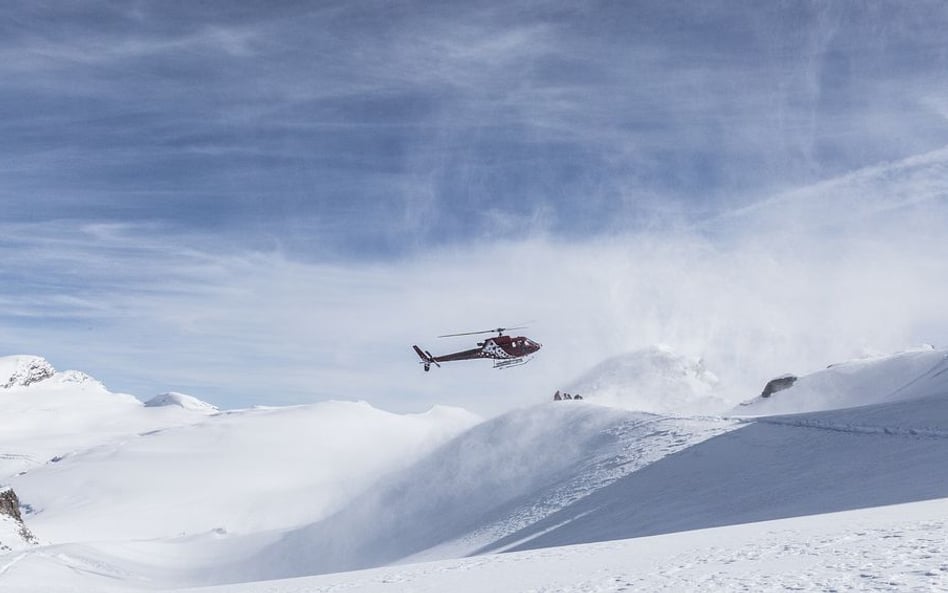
0,487 -> 38,551
1,356 -> 56,389
760,374 -> 798,398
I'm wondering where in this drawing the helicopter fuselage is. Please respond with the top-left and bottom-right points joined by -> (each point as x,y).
412,333 -> 542,371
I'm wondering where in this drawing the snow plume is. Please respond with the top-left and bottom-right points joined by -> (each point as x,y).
562,346 -> 724,415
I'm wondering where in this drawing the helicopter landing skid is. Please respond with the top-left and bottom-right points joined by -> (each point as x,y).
493,357 -> 529,370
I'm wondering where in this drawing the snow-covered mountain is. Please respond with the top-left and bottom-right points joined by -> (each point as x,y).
144,391 -> 219,412
0,348 -> 946,592
0,355 -> 221,479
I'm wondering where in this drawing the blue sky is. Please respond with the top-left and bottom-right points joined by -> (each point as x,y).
3,1 -> 948,414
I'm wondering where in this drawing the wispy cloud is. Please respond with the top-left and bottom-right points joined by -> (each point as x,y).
5,1 -> 948,252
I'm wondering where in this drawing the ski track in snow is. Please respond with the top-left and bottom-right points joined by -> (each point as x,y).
752,416 -> 948,439
0,552 -> 27,577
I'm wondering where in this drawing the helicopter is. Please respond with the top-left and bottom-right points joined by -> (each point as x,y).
412,326 -> 542,372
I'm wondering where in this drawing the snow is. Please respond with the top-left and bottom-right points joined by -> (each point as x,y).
144,391 -> 219,412
3,499 -> 945,592
0,347 -> 946,592
737,345 -> 948,415
0,516 -> 27,553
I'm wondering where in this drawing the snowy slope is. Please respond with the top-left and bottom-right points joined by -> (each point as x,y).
233,404 -> 736,581
496,395 -> 948,553
482,349 -> 948,552
161,497 -> 948,593
737,345 -> 948,415
4,478 -> 945,593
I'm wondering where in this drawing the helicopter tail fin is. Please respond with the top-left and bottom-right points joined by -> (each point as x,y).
412,345 -> 440,370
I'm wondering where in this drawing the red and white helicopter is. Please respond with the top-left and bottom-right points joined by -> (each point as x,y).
413,326 -> 542,372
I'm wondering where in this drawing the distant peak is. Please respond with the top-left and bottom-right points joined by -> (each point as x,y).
145,392 -> 218,413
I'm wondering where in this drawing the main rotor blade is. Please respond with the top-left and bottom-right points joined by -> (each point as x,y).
438,325 -> 528,338
437,329 -> 496,338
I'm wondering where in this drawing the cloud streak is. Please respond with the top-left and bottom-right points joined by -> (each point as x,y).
4,1 -> 948,251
